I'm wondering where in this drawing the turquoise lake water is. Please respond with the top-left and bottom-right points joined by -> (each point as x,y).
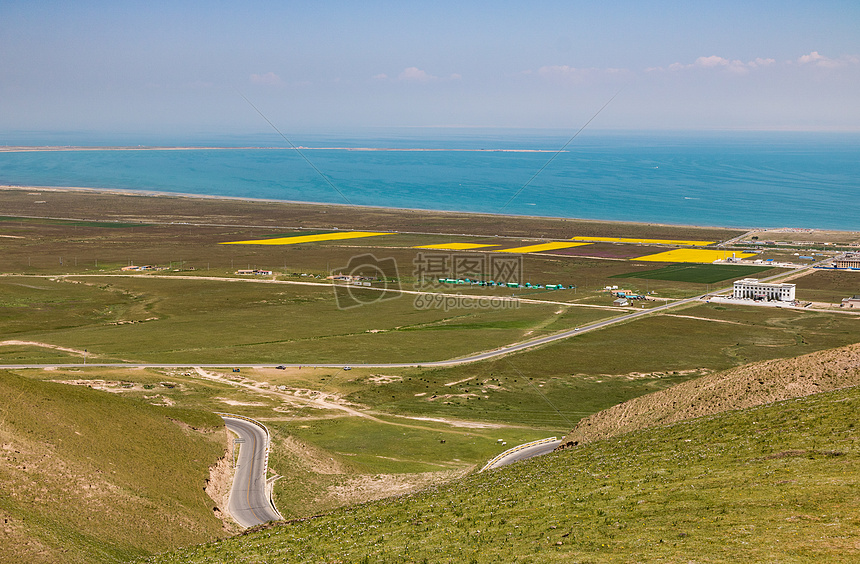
1,130 -> 857,230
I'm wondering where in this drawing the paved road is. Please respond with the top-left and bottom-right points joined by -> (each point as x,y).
220,415 -> 281,528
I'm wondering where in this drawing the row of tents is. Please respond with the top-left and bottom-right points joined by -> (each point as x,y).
436,278 -> 574,290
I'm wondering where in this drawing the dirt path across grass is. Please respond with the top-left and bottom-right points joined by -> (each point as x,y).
0,340 -> 88,356
189,368 -> 498,439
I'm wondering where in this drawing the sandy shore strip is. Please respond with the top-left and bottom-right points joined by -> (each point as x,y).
0,145 -> 564,153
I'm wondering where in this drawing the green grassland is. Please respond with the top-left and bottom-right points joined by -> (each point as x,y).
793,269 -> 860,303
0,187 -> 746,241
2,188 -> 858,562
1,275 -> 619,364
0,369 -> 227,564
354,302 -> 860,423
9,293 -> 852,527
144,384 -> 860,564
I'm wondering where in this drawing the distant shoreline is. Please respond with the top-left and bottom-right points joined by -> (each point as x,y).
0,146 -> 564,153
0,183 -> 741,231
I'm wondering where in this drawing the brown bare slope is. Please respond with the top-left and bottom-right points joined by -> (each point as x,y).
559,342 -> 860,448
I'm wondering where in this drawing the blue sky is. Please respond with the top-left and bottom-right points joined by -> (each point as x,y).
2,1 -> 859,136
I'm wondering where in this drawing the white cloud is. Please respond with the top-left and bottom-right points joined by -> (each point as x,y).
249,72 -> 283,86
794,51 -> 858,68
372,73 -> 388,80
750,57 -> 776,68
655,52 -> 857,74
695,55 -> 730,68
658,55 -> 776,74
398,67 -> 435,82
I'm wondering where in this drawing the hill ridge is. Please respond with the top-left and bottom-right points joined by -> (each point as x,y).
560,341 -> 860,448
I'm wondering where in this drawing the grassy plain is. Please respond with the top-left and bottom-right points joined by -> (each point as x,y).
0,186 -> 746,241
0,275 -> 617,364
793,269 -> 860,303
144,385 -> 860,564
1,187 -> 858,562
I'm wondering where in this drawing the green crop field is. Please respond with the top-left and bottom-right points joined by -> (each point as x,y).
611,264 -> 775,284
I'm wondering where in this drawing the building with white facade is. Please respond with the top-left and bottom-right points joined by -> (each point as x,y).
834,254 -> 860,270
733,278 -> 796,302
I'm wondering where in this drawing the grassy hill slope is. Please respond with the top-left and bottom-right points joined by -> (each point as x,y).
143,384 -> 859,563
560,342 -> 860,447
0,370 -> 228,563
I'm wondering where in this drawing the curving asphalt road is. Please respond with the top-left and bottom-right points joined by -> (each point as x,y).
220,415 -> 282,528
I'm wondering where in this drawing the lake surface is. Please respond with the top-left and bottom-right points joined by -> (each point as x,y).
1,130 -> 857,230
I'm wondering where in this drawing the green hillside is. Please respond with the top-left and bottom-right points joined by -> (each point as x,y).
144,385 -> 859,563
0,370 -> 228,563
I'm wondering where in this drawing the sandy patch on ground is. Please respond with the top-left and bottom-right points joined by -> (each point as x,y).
663,314 -> 745,325
0,340 -> 88,356
142,394 -> 175,406
399,416 -> 506,429
215,398 -> 269,407
367,375 -> 403,385
192,367 -> 367,418
426,392 -> 481,402
53,379 -> 145,392
444,376 -> 475,387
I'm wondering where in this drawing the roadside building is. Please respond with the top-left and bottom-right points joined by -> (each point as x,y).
613,297 -> 629,307
732,278 -> 796,302
842,296 -> 860,308
834,255 -> 860,270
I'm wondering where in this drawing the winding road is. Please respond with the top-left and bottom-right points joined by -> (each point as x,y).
219,414 -> 282,528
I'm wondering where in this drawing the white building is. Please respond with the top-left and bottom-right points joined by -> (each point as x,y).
733,278 -> 796,302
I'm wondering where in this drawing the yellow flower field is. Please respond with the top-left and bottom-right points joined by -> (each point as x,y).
413,243 -> 499,250
220,231 -> 389,245
494,242 -> 591,254
636,249 -> 757,263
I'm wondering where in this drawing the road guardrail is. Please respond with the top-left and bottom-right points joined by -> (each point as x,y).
479,436 -> 558,473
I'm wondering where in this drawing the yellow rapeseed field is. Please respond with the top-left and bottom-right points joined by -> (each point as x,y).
220,231 -> 389,245
636,249 -> 757,263
494,242 -> 591,254
413,243 -> 499,250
